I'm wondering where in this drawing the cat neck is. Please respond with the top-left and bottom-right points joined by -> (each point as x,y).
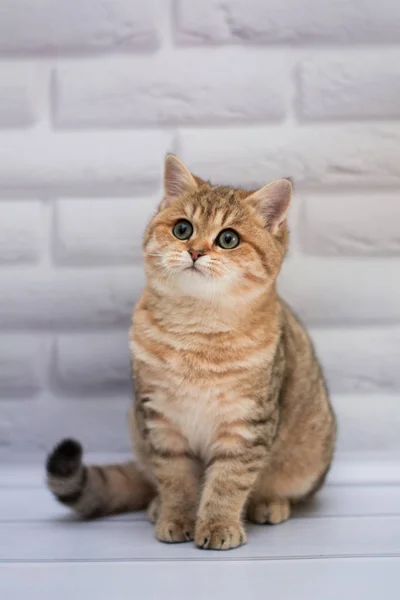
144,281 -> 279,335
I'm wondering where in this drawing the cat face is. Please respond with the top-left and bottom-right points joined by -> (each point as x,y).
143,155 -> 292,300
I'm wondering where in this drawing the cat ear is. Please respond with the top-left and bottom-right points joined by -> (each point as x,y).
246,178 -> 293,234
162,153 -> 198,208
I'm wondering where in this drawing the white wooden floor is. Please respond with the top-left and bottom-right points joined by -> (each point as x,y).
1,455 -> 400,600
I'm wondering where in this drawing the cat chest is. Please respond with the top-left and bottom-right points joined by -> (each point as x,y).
155,384 -> 252,460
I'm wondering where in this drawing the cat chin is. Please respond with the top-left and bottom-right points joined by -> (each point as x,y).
174,268 -> 231,299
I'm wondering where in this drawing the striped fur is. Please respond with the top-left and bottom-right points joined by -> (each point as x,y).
46,154 -> 336,550
46,439 -> 155,517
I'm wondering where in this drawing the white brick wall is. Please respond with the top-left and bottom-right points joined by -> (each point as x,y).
55,196 -> 159,264
55,332 -> 130,394
0,66 -> 40,127
300,193 -> 400,256
0,201 -> 43,263
54,52 -> 288,127
1,0 -> 399,454
0,1 -> 159,53
176,0 -> 400,44
297,53 -> 400,121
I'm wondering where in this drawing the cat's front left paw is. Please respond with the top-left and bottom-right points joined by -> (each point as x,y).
195,519 -> 246,550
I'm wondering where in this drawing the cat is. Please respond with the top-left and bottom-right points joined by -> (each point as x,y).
46,153 -> 336,550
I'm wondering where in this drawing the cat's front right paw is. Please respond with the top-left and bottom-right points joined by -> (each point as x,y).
155,515 -> 195,543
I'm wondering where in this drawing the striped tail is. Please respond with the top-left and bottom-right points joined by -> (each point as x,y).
46,438 -> 155,518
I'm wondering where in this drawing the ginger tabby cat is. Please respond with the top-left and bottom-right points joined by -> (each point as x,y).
46,154 -> 336,550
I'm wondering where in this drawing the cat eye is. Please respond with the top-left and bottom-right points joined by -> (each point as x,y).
216,229 -> 240,249
172,219 -> 193,240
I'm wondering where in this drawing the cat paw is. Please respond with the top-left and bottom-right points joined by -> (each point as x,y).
155,515 -> 195,543
247,498 -> 290,525
147,496 -> 160,523
195,519 -> 246,550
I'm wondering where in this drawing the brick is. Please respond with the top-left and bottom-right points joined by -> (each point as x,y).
278,257 -> 400,326
55,332 -> 130,394
54,51 -> 287,127
0,398 -> 131,452
0,131 -> 172,193
176,0 -> 400,45
179,125 -> 400,188
311,327 -> 400,394
0,201 -> 43,264
300,193 -> 400,256
0,268 -> 144,329
0,66 -> 39,127
298,54 -> 400,120
0,0 -> 159,55
0,335 -> 51,397
55,196 -> 159,265
334,395 -> 400,453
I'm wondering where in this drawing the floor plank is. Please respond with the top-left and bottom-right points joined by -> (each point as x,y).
1,558 -> 399,600
2,484 -> 400,522
1,516 -> 400,561
2,459 -> 400,599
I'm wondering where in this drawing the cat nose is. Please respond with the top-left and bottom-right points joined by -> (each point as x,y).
188,248 -> 205,262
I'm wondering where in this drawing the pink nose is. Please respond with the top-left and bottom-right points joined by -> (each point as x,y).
189,248 -> 205,262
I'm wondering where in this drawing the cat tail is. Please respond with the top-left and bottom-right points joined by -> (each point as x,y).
46,438 -> 155,518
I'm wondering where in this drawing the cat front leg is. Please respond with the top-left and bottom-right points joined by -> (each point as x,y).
134,394 -> 201,543
151,450 -> 200,543
195,440 -> 268,550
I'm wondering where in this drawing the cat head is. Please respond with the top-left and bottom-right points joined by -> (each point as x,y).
143,154 -> 292,301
